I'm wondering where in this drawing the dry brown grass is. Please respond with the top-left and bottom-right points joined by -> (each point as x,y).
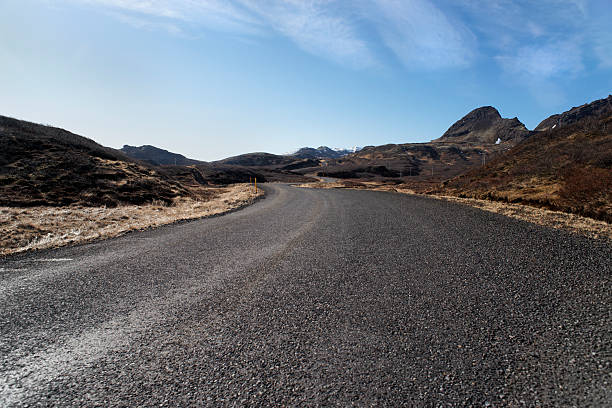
433,115 -> 612,223
296,180 -> 368,190
431,194 -> 612,241
0,184 -> 263,256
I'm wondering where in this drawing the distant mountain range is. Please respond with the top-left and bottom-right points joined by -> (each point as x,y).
297,106 -> 534,180
118,144 -> 360,167
112,96 -> 612,191
289,146 -> 361,159
1,94 -> 609,221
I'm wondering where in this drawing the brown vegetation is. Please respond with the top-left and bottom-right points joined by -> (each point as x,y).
432,194 -> 612,242
0,184 -> 262,256
0,115 -> 191,207
432,114 -> 612,222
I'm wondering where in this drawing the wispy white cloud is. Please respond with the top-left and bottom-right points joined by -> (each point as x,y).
496,41 -> 584,79
72,0 -> 477,69
69,0 -> 612,77
447,0 -> 601,107
81,0 -> 185,19
236,0 -> 476,69
237,0 -> 375,68
364,0 -> 475,69
78,0 -> 261,33
594,40 -> 612,68
110,11 -> 184,35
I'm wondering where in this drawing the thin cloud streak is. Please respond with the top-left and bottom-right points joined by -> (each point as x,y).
237,0 -> 376,68
73,0 -> 478,69
79,0 -> 261,33
365,0 -> 475,69
496,41 -> 584,79
73,0 -> 612,78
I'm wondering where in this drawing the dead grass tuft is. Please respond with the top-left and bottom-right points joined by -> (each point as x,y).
0,184 -> 263,256
431,195 -> 612,242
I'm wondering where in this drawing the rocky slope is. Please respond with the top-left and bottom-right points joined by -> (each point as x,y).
534,95 -> 612,131
434,106 -> 530,145
433,106 -> 612,221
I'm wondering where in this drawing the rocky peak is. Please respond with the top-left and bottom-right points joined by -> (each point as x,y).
434,106 -> 529,145
460,106 -> 502,122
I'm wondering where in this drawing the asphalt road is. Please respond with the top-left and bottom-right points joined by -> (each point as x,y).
1,184 -> 610,406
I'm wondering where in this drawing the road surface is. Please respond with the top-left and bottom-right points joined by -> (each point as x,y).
1,184 -> 610,406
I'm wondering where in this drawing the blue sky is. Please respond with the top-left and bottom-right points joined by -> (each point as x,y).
1,0 -> 611,161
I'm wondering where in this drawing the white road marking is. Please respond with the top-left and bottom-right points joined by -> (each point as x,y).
0,268 -> 27,272
33,258 -> 73,262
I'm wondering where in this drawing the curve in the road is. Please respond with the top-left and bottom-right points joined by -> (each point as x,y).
0,184 -> 610,406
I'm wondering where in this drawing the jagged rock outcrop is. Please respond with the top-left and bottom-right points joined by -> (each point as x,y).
434,106 -> 529,145
535,95 -> 612,131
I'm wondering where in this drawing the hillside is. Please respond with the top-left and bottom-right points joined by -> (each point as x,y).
121,145 -> 204,166
432,106 -> 612,221
0,116 -> 192,207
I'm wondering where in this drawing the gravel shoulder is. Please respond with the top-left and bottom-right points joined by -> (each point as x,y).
298,181 -> 612,242
1,184 -> 610,406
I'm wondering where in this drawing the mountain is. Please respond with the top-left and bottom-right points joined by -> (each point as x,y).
0,115 -> 191,207
534,95 -> 612,131
214,152 -> 297,167
433,100 -> 612,222
311,142 -> 488,180
434,106 -> 530,145
294,105 -> 532,181
290,146 -> 360,159
121,145 -> 204,166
